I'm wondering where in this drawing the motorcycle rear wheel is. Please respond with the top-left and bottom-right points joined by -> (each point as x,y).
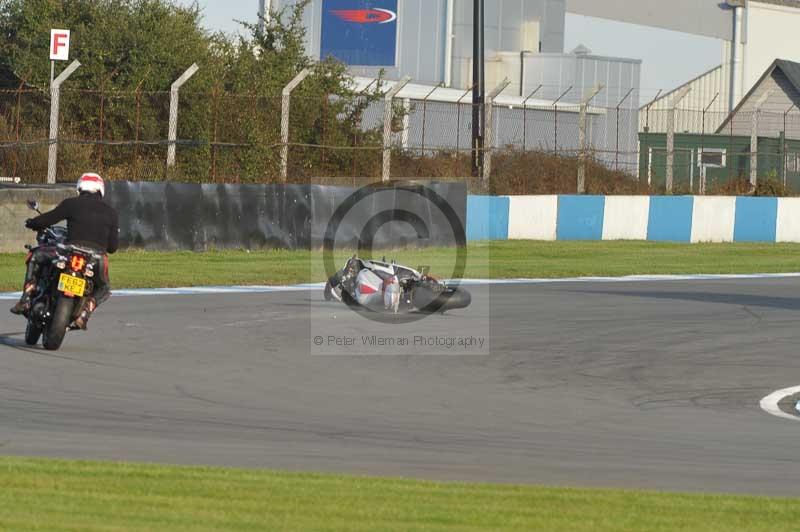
414,285 -> 472,313
42,297 -> 75,351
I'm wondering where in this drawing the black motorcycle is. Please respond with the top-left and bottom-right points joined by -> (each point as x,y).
20,200 -> 101,351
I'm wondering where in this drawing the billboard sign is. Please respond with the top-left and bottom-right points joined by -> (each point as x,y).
320,0 -> 398,67
50,29 -> 71,61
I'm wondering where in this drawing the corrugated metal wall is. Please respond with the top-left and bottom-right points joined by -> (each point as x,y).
639,63 -> 731,135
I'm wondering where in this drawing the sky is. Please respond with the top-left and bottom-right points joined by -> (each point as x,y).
184,0 -> 724,101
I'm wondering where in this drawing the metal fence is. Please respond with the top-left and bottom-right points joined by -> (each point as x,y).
2,67 -> 799,194
641,107 -> 800,193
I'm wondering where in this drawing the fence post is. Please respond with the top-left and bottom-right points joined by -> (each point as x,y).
700,92 -> 719,194
522,84 -> 542,151
279,68 -> 311,182
666,86 -> 691,193
455,84 -> 475,156
577,84 -> 604,194
784,104 -> 796,187
750,90 -> 772,190
382,76 -> 411,182
642,89 -> 662,182
166,63 -> 199,170
483,77 -> 510,186
614,88 -> 633,171
421,82 -> 443,155
46,60 -> 81,184
552,86 -> 572,154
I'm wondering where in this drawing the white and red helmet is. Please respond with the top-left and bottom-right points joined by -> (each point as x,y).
76,172 -> 105,197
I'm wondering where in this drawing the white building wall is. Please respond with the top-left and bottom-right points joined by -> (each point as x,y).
744,2 -> 800,97
640,0 -> 800,134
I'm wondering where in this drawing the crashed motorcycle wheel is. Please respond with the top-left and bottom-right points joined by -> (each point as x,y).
413,285 -> 471,314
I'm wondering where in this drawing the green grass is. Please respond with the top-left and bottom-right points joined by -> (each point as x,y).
1,457 -> 799,532
1,241 -> 799,291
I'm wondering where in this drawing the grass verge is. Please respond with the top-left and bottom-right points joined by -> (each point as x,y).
0,241 -> 799,292
2,457 -> 799,532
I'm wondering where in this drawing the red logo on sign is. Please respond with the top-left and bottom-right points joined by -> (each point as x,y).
331,9 -> 397,24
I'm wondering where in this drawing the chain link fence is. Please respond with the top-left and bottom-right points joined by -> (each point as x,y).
2,76 -> 800,195
641,107 -> 800,193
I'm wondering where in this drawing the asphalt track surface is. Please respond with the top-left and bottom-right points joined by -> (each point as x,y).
2,278 -> 800,496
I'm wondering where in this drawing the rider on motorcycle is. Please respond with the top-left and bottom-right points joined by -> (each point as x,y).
10,173 -> 119,330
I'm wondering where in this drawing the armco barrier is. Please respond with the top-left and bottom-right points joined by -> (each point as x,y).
466,195 -> 509,241
690,196 -> 735,243
602,196 -> 649,241
507,195 -> 557,240
734,197 -> 778,243
646,196 -> 693,242
471,194 -> 800,244
1,182 -> 467,251
777,198 -> 800,242
556,196 -> 605,241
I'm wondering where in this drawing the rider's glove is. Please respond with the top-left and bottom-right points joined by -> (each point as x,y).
24,218 -> 36,230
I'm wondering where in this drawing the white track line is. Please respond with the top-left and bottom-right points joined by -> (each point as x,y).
760,386 -> 800,422
1,272 -> 799,300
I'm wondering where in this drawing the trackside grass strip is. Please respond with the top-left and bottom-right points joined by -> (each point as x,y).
1,457 -> 800,532
1,241 -> 799,291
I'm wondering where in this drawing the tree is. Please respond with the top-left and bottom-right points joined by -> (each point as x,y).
0,0 -> 388,182
0,0 -> 211,90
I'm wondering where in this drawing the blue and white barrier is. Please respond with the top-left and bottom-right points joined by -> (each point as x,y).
466,195 -> 800,243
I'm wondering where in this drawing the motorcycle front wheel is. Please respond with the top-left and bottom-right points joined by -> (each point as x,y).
42,297 -> 75,351
24,318 -> 42,346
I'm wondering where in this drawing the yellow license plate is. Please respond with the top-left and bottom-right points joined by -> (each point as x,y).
58,274 -> 86,297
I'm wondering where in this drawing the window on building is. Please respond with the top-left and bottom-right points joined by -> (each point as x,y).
698,148 -> 726,168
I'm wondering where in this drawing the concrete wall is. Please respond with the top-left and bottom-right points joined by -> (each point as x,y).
0,187 -> 75,253
467,194 -> 800,243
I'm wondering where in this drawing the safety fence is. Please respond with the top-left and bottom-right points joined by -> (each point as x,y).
1,69 -> 798,195
641,107 -> 800,194
0,181 -> 466,252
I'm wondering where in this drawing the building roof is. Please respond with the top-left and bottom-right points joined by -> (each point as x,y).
775,59 -> 800,92
352,77 -> 606,115
639,64 -> 724,111
716,59 -> 800,132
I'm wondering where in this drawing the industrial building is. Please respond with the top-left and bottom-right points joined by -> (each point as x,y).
270,0 -> 642,170
717,59 -> 800,138
640,0 -> 800,134
640,60 -> 800,191
271,0 -> 641,106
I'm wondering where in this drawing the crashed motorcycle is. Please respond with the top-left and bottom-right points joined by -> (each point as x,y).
324,256 -> 471,314
18,200 -> 102,351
